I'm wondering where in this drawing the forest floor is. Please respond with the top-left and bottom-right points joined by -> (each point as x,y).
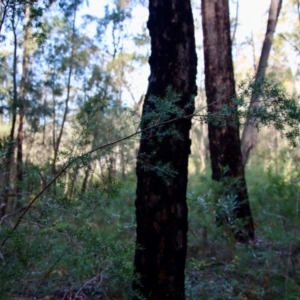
8,236 -> 300,300
3,169 -> 300,299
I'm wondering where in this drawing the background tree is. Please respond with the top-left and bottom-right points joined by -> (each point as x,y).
2,1 -> 300,298
133,0 -> 197,298
201,0 -> 254,241
241,0 -> 283,166
0,0 -> 17,218
16,2 -> 31,204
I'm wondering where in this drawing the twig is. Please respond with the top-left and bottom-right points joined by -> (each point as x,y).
0,206 -> 26,225
35,250 -> 66,295
34,201 -> 100,297
74,273 -> 104,299
279,33 -> 300,55
22,219 -> 84,248
231,0 -> 239,45
0,114 -> 193,249
0,81 -> 291,249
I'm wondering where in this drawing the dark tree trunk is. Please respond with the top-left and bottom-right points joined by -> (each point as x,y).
133,0 -> 197,299
81,166 -> 91,193
201,0 -> 254,241
120,144 -> 126,179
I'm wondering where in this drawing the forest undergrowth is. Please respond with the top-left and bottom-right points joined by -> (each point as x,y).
186,162 -> 300,300
1,156 -> 300,299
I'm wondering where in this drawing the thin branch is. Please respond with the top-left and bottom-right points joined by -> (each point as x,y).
0,113 -> 193,249
22,219 -> 83,248
297,0 -> 300,24
35,250 -> 66,294
0,0 -> 10,35
74,273 -> 104,299
0,81 -> 293,249
231,0 -> 239,45
279,33 -> 300,55
35,202 -> 99,296
0,206 -> 26,225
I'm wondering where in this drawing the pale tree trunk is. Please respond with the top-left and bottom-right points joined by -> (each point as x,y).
16,3 -> 30,204
196,92 -> 207,172
133,0 -> 197,298
201,0 -> 254,241
241,0 -> 282,166
52,2 -> 77,177
231,0 -> 239,45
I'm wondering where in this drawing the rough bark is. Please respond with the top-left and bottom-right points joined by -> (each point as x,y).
241,0 -> 282,166
201,0 -> 254,241
133,0 -> 197,299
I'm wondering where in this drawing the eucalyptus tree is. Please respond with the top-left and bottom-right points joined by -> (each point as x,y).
50,1 -> 79,177
241,0 -> 283,166
201,0 -> 254,241
133,0 -> 197,298
0,0 -> 56,217
73,0 -> 148,190
15,2 -> 31,204
0,0 -> 31,216
0,0 -> 17,218
0,0 -> 55,41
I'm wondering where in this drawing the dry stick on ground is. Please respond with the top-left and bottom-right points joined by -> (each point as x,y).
74,273 -> 104,299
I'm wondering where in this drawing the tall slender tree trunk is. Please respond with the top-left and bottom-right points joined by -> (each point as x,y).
81,166 -> 91,193
16,3 -> 30,203
133,0 -> 197,299
52,2 -> 77,176
201,0 -> 254,241
1,1 -> 17,218
241,0 -> 282,166
120,144 -> 126,179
